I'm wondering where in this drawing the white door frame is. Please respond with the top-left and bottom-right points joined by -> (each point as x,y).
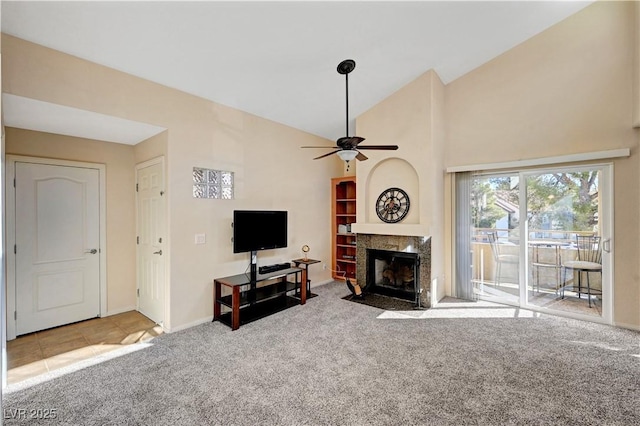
5,155 -> 107,340
135,156 -> 167,329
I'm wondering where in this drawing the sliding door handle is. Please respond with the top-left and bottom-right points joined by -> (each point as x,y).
602,238 -> 611,253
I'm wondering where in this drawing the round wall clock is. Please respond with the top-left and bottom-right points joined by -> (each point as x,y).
376,187 -> 410,223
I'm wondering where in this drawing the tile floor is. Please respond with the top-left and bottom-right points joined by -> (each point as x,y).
7,311 -> 162,384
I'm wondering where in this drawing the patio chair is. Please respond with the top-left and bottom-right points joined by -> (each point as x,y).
487,232 -> 519,286
561,235 -> 602,307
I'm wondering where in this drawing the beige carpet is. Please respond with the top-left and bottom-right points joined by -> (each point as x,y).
4,282 -> 639,425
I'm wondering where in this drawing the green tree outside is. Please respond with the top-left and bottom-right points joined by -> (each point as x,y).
471,172 -> 598,234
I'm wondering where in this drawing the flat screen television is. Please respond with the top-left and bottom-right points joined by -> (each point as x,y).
233,210 -> 288,253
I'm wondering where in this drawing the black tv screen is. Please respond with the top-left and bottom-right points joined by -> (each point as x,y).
233,210 -> 288,253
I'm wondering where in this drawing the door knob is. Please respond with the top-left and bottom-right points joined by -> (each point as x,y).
85,249 -> 98,254
153,250 -> 163,255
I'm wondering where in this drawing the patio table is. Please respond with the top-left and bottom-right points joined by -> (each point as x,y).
529,240 -> 570,293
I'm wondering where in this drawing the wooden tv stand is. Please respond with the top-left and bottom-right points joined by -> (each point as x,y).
213,267 -> 307,330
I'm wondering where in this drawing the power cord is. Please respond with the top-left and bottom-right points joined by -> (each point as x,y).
328,263 -> 347,279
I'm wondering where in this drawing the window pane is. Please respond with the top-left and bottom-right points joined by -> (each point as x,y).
222,187 -> 233,200
470,174 -> 520,305
526,170 -> 602,318
193,184 -> 207,198
208,185 -> 220,199
193,168 -> 206,183
221,171 -> 233,186
208,170 -> 219,184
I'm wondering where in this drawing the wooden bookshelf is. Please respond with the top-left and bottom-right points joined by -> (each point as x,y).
331,176 -> 357,283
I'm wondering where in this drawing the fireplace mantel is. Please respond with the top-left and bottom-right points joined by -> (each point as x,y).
351,223 -> 429,237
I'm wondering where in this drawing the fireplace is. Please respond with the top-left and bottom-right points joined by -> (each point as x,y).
356,233 -> 431,308
367,249 -> 420,304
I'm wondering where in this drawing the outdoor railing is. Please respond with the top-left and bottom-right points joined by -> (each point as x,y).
470,227 -> 601,290
473,228 -> 596,245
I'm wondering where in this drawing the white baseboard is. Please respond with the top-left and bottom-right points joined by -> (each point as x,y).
104,306 -> 137,317
165,316 -> 212,333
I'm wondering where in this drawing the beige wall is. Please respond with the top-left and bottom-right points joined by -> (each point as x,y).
165,103 -> 341,329
445,1 -> 639,328
633,0 -> 640,128
351,0 -> 639,327
5,128 -> 137,313
134,131 -> 167,165
355,70 -> 447,303
355,71 -> 432,237
446,1 -> 635,165
2,35 -> 341,331
4,0 -> 638,330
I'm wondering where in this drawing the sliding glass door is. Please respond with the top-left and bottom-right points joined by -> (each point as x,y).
468,173 -> 521,305
456,164 -> 612,323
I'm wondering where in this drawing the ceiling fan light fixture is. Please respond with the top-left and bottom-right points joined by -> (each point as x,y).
302,59 -> 398,162
337,149 -> 358,162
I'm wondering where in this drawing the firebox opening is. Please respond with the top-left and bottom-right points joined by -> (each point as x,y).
366,249 -> 420,305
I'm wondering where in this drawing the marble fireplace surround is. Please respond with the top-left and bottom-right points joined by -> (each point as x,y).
356,233 -> 431,308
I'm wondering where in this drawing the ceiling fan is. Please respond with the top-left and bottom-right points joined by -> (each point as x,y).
302,59 -> 398,165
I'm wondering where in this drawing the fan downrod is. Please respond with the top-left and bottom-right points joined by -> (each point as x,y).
337,59 -> 356,75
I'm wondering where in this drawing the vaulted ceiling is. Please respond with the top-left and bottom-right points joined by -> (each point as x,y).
1,1 -> 594,144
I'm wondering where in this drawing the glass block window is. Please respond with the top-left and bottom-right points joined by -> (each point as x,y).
193,167 -> 234,199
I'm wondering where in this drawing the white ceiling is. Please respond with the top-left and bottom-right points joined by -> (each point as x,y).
1,1 -> 594,143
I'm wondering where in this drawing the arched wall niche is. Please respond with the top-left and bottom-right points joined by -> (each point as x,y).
364,157 -> 420,224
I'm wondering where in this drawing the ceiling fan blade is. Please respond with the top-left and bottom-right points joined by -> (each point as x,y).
356,145 -> 399,150
313,150 -> 342,160
301,146 -> 339,149
348,136 -> 366,146
356,151 -> 368,161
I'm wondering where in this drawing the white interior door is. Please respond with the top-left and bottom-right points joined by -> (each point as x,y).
136,159 -> 165,326
15,162 -> 100,335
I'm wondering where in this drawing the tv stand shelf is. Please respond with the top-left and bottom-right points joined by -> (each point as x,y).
217,280 -> 298,309
213,267 -> 307,330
